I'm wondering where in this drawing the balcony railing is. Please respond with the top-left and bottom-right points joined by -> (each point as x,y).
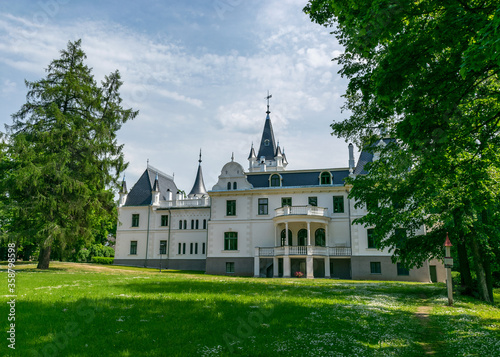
275,205 -> 328,217
160,197 -> 210,208
257,246 -> 351,257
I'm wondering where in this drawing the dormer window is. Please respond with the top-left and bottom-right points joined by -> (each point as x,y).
320,171 -> 332,185
227,182 -> 231,190
270,174 -> 281,187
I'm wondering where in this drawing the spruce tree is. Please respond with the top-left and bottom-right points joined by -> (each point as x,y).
5,40 -> 137,269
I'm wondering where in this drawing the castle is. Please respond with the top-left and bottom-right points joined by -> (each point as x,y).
114,101 -> 445,281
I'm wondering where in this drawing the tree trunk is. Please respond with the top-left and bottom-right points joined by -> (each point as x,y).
470,238 -> 492,303
457,238 -> 474,296
37,245 -> 51,269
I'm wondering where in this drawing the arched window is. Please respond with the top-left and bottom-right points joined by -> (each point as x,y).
281,229 -> 292,246
315,228 -> 326,247
183,220 -> 187,229
227,182 -> 231,190
298,229 -> 307,246
233,182 -> 237,190
270,174 -> 281,187
191,220 -> 194,229
203,219 -> 207,229
179,220 -> 182,230
195,220 -> 199,229
320,171 -> 332,185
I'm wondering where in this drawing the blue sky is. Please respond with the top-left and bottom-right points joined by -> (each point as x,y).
0,0 -> 353,192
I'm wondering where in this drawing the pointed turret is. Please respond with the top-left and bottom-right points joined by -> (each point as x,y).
152,173 -> 161,206
188,149 -> 208,198
118,176 -> 128,207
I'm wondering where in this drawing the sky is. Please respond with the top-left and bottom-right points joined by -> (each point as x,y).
0,0 -> 354,192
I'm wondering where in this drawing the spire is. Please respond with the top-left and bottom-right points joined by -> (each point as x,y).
231,152 -> 234,162
248,142 -> 256,160
257,92 -> 277,161
188,150 -> 208,197
152,173 -> 160,192
119,175 -> 127,194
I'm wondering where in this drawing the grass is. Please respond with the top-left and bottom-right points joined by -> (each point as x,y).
1,262 -> 499,357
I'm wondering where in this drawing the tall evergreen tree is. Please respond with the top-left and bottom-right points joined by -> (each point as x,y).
5,40 -> 137,269
304,1 -> 499,302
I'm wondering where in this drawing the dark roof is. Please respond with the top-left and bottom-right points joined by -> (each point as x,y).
256,114 -> 277,160
354,138 -> 394,175
248,146 -> 256,159
246,170 -> 350,188
124,167 -> 177,206
188,164 -> 208,197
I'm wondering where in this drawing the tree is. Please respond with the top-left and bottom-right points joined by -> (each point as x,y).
304,1 -> 499,302
4,40 -> 137,269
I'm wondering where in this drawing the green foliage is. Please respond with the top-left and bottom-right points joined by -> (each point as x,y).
304,1 -> 500,302
91,256 -> 114,264
75,243 -> 114,262
3,40 -> 137,269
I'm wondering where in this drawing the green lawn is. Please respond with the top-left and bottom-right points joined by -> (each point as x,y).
1,262 -> 499,357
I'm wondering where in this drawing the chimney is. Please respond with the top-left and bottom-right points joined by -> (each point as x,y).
348,143 -> 355,172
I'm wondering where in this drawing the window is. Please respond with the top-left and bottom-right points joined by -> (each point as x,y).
190,243 -> 193,254
308,197 -> 318,206
131,214 -> 139,227
191,220 -> 194,229
397,263 -> 410,276
178,243 -> 181,254
182,243 -> 186,254
202,242 -> 206,255
195,243 -> 198,254
333,196 -> 344,213
161,215 -> 169,226
203,219 -> 207,229
130,241 -> 137,255
370,262 -> 382,274
224,232 -> 238,250
227,182 -> 231,190
233,182 -> 237,190
183,220 -> 187,229
196,220 -> 199,229
366,199 -> 378,212
298,229 -> 307,246
270,174 -> 281,187
159,240 -> 167,255
320,171 -> 332,185
226,200 -> 236,216
395,229 -> 406,249
315,228 -> 326,247
280,229 -> 292,246
367,229 -> 377,249
281,197 -> 292,207
226,262 -> 235,273
258,198 -> 268,215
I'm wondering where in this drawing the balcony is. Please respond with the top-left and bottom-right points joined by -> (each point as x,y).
159,197 -> 210,208
257,246 -> 351,257
275,205 -> 328,217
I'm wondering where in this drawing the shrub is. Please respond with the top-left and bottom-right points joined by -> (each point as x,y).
91,256 -> 114,264
76,248 -> 90,262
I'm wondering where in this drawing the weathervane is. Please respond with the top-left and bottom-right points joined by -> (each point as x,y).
265,91 -> 272,114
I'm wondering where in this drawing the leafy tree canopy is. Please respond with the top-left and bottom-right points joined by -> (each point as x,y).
304,1 -> 499,302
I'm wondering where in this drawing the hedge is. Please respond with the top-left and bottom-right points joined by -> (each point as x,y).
91,257 -> 114,265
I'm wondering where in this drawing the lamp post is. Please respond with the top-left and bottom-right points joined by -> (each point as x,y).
444,232 -> 453,306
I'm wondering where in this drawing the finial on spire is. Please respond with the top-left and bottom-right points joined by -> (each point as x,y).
199,148 -> 202,164
231,152 -> 234,162
265,91 -> 272,115
147,158 -> 149,166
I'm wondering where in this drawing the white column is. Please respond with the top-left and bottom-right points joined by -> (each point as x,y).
283,255 -> 291,278
307,222 -> 311,246
306,256 -> 314,279
325,223 -> 329,247
274,223 -> 278,246
285,222 -> 289,246
273,257 -> 279,277
325,256 -> 331,278
254,248 -> 260,277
